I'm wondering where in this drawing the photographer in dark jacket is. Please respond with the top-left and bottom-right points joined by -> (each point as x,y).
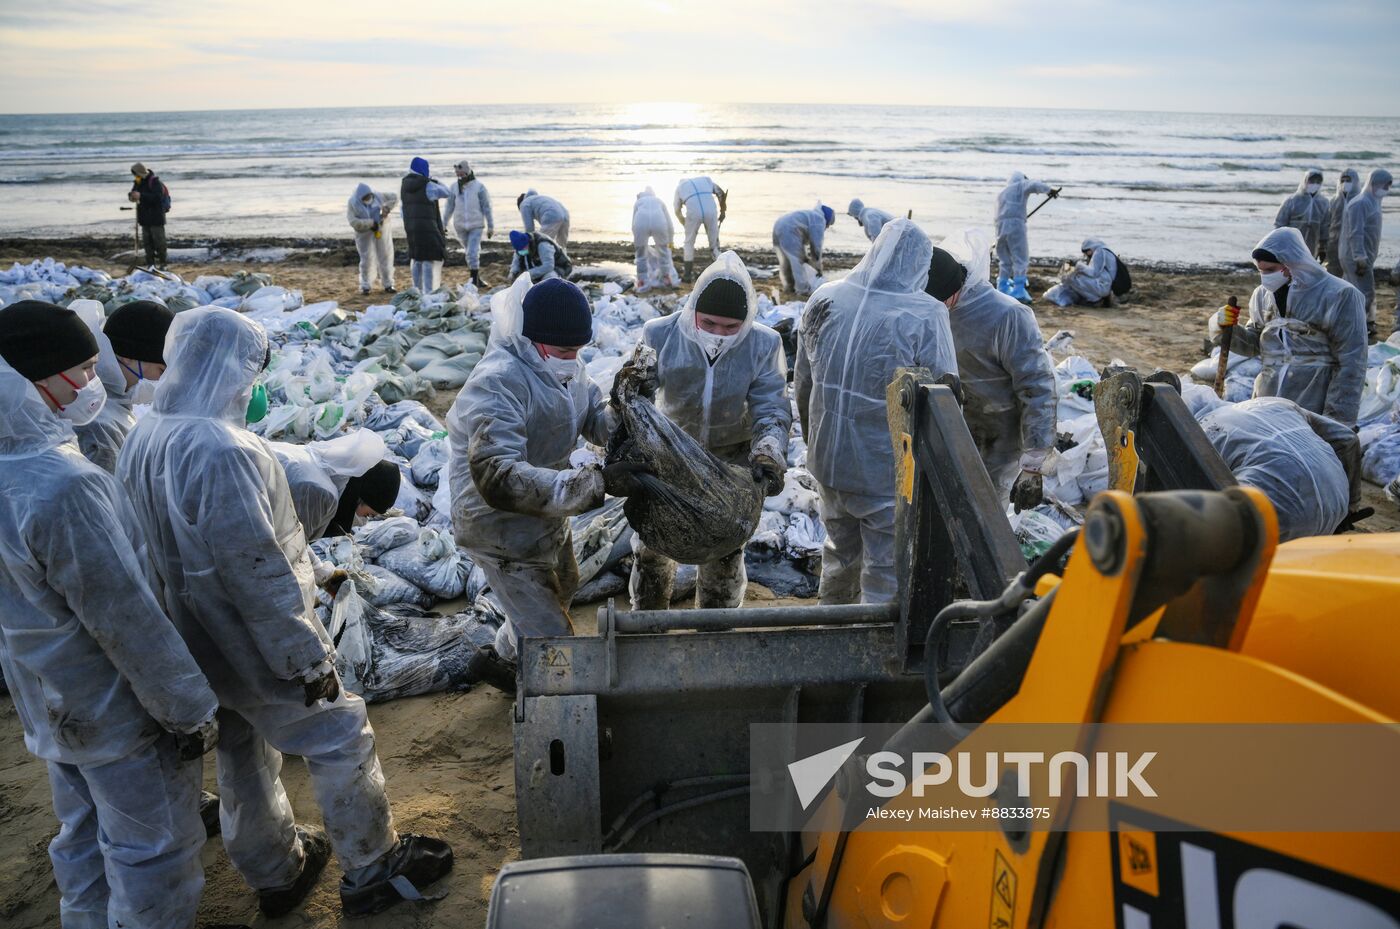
127,163 -> 167,268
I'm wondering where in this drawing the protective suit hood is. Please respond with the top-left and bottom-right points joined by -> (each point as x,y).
679,251 -> 758,354
939,227 -> 993,294
1081,237 -> 1108,254
1295,169 -> 1324,194
0,357 -> 74,457
1334,168 -> 1360,196
154,306 -> 268,423
847,198 -> 865,218
1008,171 -> 1026,184
1253,227 -> 1327,289
845,218 -> 933,294
69,298 -> 128,395
1364,168 -> 1393,193
306,430 -> 389,481
348,183 -> 381,222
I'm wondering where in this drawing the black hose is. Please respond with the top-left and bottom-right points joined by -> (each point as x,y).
923,527 -> 1080,733
601,773 -> 750,848
605,786 -> 752,851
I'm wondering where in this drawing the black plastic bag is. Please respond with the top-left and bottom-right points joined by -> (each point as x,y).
605,359 -> 764,565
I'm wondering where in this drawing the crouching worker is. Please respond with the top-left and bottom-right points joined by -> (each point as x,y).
508,229 -> 572,283
1044,238 -> 1120,307
0,301 -> 219,929
629,252 -> 791,610
925,232 -> 1057,509
449,278 -> 616,693
274,430 -> 402,541
1184,389 -> 1363,541
118,307 -> 452,918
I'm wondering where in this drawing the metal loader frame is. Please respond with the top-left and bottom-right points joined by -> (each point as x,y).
512,369 -> 1026,923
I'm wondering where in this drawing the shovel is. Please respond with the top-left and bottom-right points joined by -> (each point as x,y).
1026,187 -> 1063,220
1213,296 -> 1239,398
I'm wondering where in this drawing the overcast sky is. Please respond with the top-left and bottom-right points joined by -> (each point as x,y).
2,0 -> 1397,116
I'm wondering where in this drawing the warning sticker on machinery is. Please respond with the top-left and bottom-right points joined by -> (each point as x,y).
990,849 -> 1017,928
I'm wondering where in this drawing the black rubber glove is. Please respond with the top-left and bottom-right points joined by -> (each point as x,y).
603,460 -> 653,497
750,453 -> 785,497
610,361 -> 658,408
1010,470 -> 1044,514
301,667 -> 341,707
173,716 -> 219,761
1048,188 -> 1061,199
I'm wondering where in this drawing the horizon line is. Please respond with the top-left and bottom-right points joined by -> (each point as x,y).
3,101 -> 1399,121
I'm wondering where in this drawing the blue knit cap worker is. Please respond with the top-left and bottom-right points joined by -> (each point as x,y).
820,204 -> 835,227
509,230 -> 531,254
409,156 -> 430,177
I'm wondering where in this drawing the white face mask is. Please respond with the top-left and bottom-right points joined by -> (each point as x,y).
1378,186 -> 1392,199
695,329 -> 737,360
1305,183 -> 1320,195
56,376 -> 107,426
129,377 -> 159,405
1259,269 -> 1289,293
544,354 -> 579,384
1342,181 -> 1355,195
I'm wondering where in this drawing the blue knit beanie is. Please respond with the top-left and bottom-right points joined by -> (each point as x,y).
820,204 -> 835,226
410,157 -> 429,177
509,230 -> 530,252
522,279 -> 592,347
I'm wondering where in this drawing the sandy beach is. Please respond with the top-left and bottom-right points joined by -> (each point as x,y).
0,235 -> 1396,928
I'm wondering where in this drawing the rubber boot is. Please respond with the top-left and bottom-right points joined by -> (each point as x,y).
470,269 -> 488,289
340,834 -> 455,917
996,274 -> 1011,295
259,826 -> 332,918
466,644 -> 517,695
1010,275 -> 1032,304
683,260 -> 694,284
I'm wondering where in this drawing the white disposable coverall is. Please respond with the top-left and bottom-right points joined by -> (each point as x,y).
794,220 -> 957,604
674,176 -> 722,262
631,252 -> 791,610
273,430 -> 389,541
994,172 -> 1053,280
632,187 -> 679,287
1324,168 -> 1361,276
847,198 -> 895,242
518,190 -> 571,248
1274,168 -> 1330,256
442,169 -> 494,270
1339,168 -> 1392,327
448,279 -> 614,660
1044,237 -> 1118,306
70,299 -> 140,474
1226,227 -> 1368,425
117,307 -> 401,892
347,183 -> 398,291
0,359 -> 217,929
772,207 -> 828,297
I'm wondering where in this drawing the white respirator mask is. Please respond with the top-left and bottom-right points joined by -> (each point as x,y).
544,355 -> 579,385
56,377 -> 108,426
1305,183 -> 1321,195
1259,269 -> 1289,293
129,378 -> 159,406
1341,181 -> 1354,195
1378,187 -> 1392,199
695,330 -> 737,361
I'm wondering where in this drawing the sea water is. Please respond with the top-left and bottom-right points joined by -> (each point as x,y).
1,102 -> 1395,266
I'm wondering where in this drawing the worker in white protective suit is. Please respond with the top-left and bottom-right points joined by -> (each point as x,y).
794,219 -> 957,604
70,298 -> 173,474
847,198 -> 895,242
926,230 -> 1058,509
448,277 -> 616,692
1182,388 -> 1360,542
1274,168 -> 1329,257
442,161 -> 494,289
347,183 -> 398,294
994,171 -> 1056,302
517,189 -> 571,248
631,187 -> 680,293
401,157 -> 450,294
1323,168 -> 1360,276
674,176 -> 727,282
772,204 -> 834,298
0,300 -> 219,929
629,252 -> 791,610
272,430 -> 401,540
117,307 -> 453,919
1044,237 -> 1120,307
1212,227 -> 1367,425
1338,168 -> 1393,336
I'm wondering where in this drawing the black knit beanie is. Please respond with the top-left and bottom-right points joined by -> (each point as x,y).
1251,247 -> 1280,264
0,300 -> 99,380
694,278 -> 748,320
521,278 -> 593,347
925,248 -> 968,302
105,300 -> 175,363
326,460 -> 402,537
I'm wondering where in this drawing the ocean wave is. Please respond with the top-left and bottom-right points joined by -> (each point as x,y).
1168,133 -> 1287,142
